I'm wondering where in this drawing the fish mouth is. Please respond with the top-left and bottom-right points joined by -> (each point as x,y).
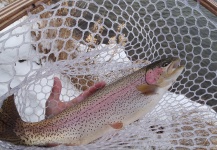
158,57 -> 184,87
167,58 -> 184,76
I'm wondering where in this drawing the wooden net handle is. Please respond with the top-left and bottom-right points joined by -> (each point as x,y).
0,0 -> 217,31
0,0 -> 48,31
196,0 -> 217,16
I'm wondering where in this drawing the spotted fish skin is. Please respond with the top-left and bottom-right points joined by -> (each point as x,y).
0,57 -> 184,146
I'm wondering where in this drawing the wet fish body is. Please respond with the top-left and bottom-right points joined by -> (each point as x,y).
0,57 -> 184,146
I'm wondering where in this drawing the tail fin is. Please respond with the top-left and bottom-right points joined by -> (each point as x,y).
0,95 -> 23,144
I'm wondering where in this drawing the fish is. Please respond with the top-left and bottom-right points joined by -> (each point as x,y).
0,57 -> 184,146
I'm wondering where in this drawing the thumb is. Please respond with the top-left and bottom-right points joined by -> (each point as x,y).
49,77 -> 62,101
46,77 -> 63,118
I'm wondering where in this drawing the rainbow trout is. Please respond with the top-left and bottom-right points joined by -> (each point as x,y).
0,57 -> 184,146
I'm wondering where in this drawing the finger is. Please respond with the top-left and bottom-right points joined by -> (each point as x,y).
93,81 -> 106,89
46,81 -> 106,118
46,101 -> 66,119
48,77 -> 62,101
82,81 -> 106,98
45,77 -> 63,118
73,81 -> 106,104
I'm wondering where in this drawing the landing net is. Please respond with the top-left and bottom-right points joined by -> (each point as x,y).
0,0 -> 217,149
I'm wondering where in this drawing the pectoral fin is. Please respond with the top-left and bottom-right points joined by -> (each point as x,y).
136,84 -> 158,95
110,122 -> 123,129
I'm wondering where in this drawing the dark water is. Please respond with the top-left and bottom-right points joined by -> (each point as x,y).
73,0 -> 217,110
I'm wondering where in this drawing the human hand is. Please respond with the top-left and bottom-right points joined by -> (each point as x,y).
45,77 -> 106,119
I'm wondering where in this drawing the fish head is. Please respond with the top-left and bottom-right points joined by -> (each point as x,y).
145,57 -> 184,88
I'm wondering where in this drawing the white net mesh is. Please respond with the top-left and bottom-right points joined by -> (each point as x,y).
0,0 -> 217,149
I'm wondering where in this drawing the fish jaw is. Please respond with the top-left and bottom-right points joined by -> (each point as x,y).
159,59 -> 184,88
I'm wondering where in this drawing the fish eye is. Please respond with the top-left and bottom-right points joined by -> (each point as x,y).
162,62 -> 170,67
